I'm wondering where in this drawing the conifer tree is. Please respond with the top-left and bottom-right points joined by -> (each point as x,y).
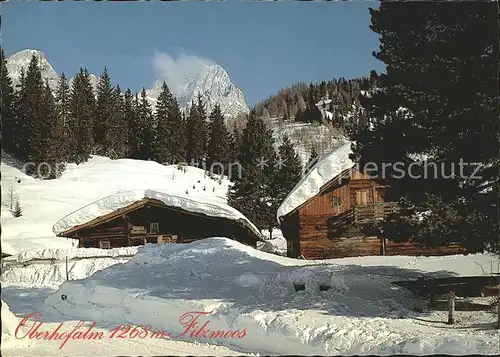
186,95 -> 207,164
181,111 -> 188,160
269,135 -> 303,236
351,0 -> 498,252
167,94 -> 186,163
39,82 -> 66,178
55,73 -> 72,162
123,88 -> 136,157
305,144 -> 319,174
206,104 -> 230,174
16,54 -> 45,164
69,67 -> 96,163
13,54 -> 65,177
228,121 -> 243,164
0,48 -> 15,153
227,131 -> 240,165
227,110 -> 277,231
153,82 -> 185,164
95,67 -> 115,155
136,88 -> 155,160
11,68 -> 27,159
128,93 -> 143,159
13,199 -> 22,217
106,85 -> 127,159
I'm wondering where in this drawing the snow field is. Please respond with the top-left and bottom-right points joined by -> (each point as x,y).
41,238 -> 499,355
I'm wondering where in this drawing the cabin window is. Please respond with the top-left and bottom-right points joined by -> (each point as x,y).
99,240 -> 111,249
149,222 -> 160,234
332,196 -> 341,207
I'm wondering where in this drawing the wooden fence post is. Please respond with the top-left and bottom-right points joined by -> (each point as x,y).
429,279 -> 436,307
447,290 -> 455,325
380,237 -> 386,256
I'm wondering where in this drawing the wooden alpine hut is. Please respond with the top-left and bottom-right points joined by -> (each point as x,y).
277,141 -> 465,259
53,189 -> 264,249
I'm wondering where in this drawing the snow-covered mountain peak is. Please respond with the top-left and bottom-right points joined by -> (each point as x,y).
147,62 -> 249,119
6,49 -> 60,92
6,49 -> 249,119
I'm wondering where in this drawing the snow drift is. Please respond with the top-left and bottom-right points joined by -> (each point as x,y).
2,256 -> 132,289
45,238 -> 499,355
15,246 -> 138,263
1,299 -> 19,343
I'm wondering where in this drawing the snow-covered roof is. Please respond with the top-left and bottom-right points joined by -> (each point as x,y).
52,189 -> 263,239
276,141 -> 355,220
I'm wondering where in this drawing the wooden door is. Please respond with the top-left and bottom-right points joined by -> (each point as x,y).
355,189 -> 370,205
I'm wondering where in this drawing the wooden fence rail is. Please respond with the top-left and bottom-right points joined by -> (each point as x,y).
353,202 -> 399,224
1,254 -> 136,270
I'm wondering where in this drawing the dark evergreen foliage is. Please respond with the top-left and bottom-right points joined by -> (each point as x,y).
254,77 -> 371,131
227,110 -> 277,232
55,73 -> 72,162
351,0 -> 499,252
271,135 -> 303,233
13,199 -> 22,217
185,94 -> 207,164
1,48 -> 15,153
152,82 -> 186,164
108,85 -> 128,159
39,82 -> 66,178
206,104 -> 230,174
136,88 -> 155,160
11,68 -> 28,158
95,67 -> 113,154
127,92 -> 142,159
305,144 -> 319,175
8,54 -> 65,178
69,67 -> 96,164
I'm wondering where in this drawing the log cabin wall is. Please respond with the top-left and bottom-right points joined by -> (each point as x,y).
126,205 -> 256,246
77,220 -> 128,248
295,170 -> 387,259
298,188 -> 351,259
384,240 -> 466,256
300,236 -> 381,259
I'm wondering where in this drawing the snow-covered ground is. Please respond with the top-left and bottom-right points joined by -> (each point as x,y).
260,229 -> 287,256
1,299 -> 252,356
3,238 -> 498,356
2,152 -> 499,356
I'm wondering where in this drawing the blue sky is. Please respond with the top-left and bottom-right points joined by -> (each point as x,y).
2,0 -> 384,106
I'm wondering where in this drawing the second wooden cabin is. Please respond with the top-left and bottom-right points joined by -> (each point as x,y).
277,142 -> 465,259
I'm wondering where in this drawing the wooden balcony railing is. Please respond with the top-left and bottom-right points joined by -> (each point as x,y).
353,202 -> 399,224
327,202 -> 399,232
